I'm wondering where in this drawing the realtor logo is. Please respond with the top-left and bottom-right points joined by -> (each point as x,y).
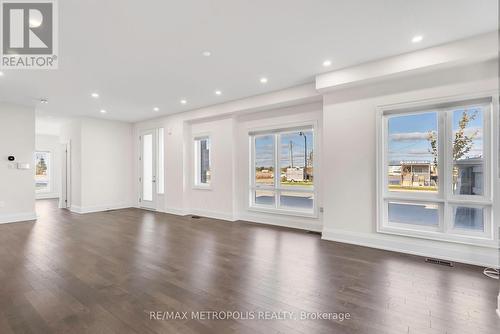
1,0 -> 58,69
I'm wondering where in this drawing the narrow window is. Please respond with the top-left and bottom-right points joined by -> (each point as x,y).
194,137 -> 211,187
34,151 -> 51,193
157,128 -> 165,194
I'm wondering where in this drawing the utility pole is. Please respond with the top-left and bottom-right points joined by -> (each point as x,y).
299,132 -> 307,180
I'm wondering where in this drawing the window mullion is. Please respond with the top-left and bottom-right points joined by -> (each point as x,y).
274,133 -> 279,209
442,110 -> 450,233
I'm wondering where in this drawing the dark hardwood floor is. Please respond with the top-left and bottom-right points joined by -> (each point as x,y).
0,199 -> 498,333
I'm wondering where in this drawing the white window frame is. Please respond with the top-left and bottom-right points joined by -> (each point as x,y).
35,151 -> 51,194
377,96 -> 495,247
193,135 -> 211,189
249,125 -> 317,217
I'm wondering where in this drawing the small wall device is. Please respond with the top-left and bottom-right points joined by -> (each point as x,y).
17,163 -> 30,170
8,156 -> 15,161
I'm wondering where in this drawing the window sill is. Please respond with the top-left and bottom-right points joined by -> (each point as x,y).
248,206 -> 318,219
193,185 -> 212,191
377,225 -> 497,248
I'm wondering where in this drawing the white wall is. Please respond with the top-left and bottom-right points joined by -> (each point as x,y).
186,117 -> 236,220
60,117 -> 134,213
0,103 -> 36,223
321,60 -> 499,267
80,118 -> 134,211
35,134 -> 61,199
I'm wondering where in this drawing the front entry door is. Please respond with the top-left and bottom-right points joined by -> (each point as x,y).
140,130 -> 156,210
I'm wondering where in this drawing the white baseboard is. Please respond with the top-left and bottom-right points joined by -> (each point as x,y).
322,228 -> 499,268
497,293 -> 500,318
161,207 -> 188,216
237,212 -> 322,232
0,212 -> 37,224
188,208 -> 236,222
69,204 -> 133,214
36,193 -> 59,200
156,208 -> 321,232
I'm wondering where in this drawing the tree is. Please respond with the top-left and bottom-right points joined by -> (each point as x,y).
36,157 -> 47,176
427,110 -> 479,163
452,110 -> 479,161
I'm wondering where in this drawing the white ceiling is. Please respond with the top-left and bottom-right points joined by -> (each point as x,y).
0,0 -> 497,123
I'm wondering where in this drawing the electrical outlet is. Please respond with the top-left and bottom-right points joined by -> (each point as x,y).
319,207 -> 324,213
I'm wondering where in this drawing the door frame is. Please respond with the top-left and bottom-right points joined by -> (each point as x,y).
59,142 -> 71,209
139,129 -> 157,210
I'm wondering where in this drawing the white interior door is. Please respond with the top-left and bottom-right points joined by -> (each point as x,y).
140,130 -> 157,209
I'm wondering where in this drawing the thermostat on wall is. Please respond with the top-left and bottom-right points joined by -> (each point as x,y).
17,163 -> 30,170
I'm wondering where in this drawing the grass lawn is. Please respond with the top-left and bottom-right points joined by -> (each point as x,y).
389,185 -> 437,192
281,181 -> 313,186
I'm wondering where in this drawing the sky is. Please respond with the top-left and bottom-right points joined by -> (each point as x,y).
388,108 -> 483,165
255,131 -> 314,168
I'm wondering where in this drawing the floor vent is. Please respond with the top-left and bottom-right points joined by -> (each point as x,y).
190,215 -> 202,219
307,231 -> 322,236
425,258 -> 454,267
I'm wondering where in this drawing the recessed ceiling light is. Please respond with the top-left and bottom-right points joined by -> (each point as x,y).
153,107 -> 160,112
260,77 -> 268,84
100,109 -> 107,114
180,99 -> 187,105
412,35 -> 423,43
40,98 -> 48,104
202,51 -> 211,57
215,90 -> 222,96
91,92 -> 99,98
322,60 -> 332,67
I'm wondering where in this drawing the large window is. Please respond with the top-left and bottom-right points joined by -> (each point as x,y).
379,100 -> 493,244
194,136 -> 211,187
35,151 -> 51,193
250,127 -> 315,215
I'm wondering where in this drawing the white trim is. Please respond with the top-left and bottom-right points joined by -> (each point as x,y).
248,122 -> 318,216
238,212 -> 322,232
193,135 -> 212,187
155,208 -> 321,231
188,208 -> 236,222
139,129 -> 158,210
0,212 -> 37,224
377,93 -> 496,246
69,204 -> 133,214
161,207 -> 188,216
497,293 -> 500,318
322,228 -> 498,268
36,192 -> 59,199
